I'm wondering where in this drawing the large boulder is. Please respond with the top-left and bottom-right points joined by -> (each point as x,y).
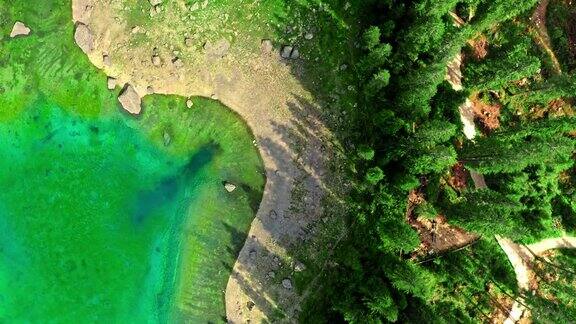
10,22 -> 31,38
74,23 -> 94,53
118,84 -> 142,115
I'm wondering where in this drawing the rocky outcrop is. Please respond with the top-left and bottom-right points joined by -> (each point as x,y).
10,22 -> 31,38
74,23 -> 94,53
118,84 -> 142,115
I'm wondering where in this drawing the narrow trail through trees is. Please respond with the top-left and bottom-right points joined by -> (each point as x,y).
530,0 -> 563,75
447,9 -> 576,322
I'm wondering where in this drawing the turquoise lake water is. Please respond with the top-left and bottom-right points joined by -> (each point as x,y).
0,1 -> 265,322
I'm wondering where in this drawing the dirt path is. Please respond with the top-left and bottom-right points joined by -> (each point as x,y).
72,1 -> 334,322
497,235 -> 576,323
531,0 -> 563,75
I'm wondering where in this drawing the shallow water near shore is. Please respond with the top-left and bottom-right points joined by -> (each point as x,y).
0,1 -> 264,322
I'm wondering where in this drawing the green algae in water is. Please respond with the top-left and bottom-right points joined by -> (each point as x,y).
0,1 -> 265,322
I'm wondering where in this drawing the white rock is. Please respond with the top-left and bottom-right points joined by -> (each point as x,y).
10,21 -> 31,38
118,84 -> 142,115
224,182 -> 237,192
107,77 -> 117,90
186,99 -> 194,108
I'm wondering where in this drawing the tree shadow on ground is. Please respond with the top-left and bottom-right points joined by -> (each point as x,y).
222,1 -> 374,322
224,5 -> 365,321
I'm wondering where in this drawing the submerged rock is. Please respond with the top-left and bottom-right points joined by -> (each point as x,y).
294,261 -> 306,272
10,21 -> 31,38
290,48 -> 300,59
186,99 -> 194,108
280,45 -> 300,60
149,0 -> 162,6
74,23 -> 94,53
282,278 -> 293,290
224,182 -> 237,192
280,45 -> 293,59
118,84 -> 142,115
163,131 -> 172,146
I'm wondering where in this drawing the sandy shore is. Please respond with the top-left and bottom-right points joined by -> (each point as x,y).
72,1 -> 332,321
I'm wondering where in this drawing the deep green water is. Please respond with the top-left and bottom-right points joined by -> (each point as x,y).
0,1 -> 264,322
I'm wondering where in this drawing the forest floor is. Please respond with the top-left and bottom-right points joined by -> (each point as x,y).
71,0 -> 355,322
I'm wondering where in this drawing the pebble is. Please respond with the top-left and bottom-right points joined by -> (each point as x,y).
152,55 -> 161,66
172,57 -> 184,68
103,54 -> 112,67
261,39 -> 273,55
269,210 -> 278,219
185,37 -> 193,47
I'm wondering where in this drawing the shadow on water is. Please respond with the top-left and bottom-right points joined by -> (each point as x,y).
132,142 -> 221,225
